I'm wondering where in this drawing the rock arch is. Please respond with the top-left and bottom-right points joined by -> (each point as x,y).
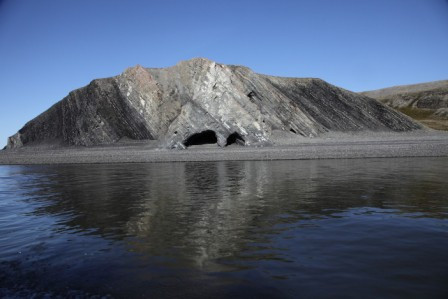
226,132 -> 245,146
183,130 -> 218,147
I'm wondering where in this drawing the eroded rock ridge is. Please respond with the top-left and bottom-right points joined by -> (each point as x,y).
7,58 -> 422,149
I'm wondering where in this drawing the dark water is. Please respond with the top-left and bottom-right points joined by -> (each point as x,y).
0,158 -> 447,298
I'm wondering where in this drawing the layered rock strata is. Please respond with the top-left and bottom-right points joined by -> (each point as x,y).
7,58 -> 422,149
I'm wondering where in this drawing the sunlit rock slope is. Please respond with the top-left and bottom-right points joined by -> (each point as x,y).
361,80 -> 448,131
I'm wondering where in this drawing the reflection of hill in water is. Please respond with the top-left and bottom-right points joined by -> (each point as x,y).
20,158 -> 448,268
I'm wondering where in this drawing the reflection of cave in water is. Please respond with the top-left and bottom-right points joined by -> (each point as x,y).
22,159 -> 448,271
127,161 -> 257,269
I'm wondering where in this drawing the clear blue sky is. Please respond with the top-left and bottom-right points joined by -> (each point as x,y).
1,0 -> 447,148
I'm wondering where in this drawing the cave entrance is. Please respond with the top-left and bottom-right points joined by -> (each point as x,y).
226,132 -> 245,146
183,130 -> 218,147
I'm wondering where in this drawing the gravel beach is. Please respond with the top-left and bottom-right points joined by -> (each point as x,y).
1,131 -> 447,165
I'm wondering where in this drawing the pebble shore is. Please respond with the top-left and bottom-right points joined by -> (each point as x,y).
1,131 -> 447,165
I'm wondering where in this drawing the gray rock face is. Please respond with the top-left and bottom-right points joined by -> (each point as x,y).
7,58 -> 422,149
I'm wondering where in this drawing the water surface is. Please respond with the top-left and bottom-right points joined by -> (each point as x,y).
0,158 -> 447,298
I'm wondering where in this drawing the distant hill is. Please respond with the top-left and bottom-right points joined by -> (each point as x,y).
6,58 -> 422,149
361,80 -> 448,131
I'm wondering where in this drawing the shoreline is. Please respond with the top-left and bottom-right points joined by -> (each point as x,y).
1,131 -> 448,165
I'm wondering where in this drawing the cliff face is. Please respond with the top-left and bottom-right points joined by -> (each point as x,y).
7,58 -> 422,149
361,80 -> 448,131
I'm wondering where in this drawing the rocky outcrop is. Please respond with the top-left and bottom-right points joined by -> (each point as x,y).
7,58 -> 422,149
361,80 -> 448,131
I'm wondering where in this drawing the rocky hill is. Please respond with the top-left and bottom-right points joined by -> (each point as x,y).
6,58 -> 422,149
361,80 -> 448,131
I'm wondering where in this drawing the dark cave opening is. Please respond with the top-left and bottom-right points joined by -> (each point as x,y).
290,128 -> 297,134
226,132 -> 245,146
183,130 -> 218,147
